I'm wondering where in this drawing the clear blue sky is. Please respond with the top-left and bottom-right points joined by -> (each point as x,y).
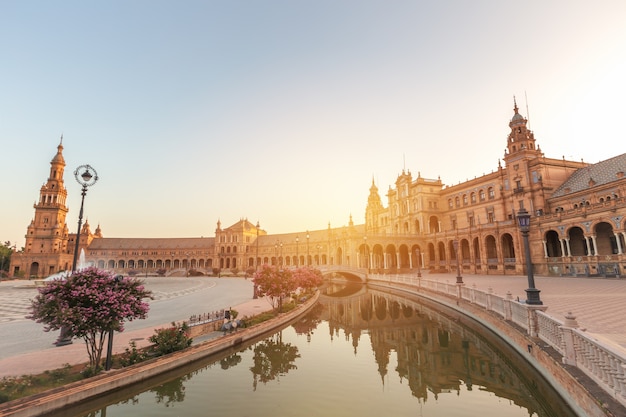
2,1 -> 626,247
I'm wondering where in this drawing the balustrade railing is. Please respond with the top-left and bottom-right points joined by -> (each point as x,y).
366,272 -> 626,407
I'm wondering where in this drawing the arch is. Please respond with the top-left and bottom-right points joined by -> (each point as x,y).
500,233 -> 515,259
485,235 -> 497,260
335,247 -> 343,266
437,241 -> 446,262
460,239 -> 470,261
567,226 -> 587,256
372,244 -> 384,271
594,221 -> 617,255
545,230 -> 562,257
385,244 -> 398,269
398,244 -> 410,268
29,262 -> 40,277
429,216 -> 440,233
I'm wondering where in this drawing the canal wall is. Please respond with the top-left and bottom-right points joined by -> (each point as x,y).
0,291 -> 320,417
367,279 -> 623,417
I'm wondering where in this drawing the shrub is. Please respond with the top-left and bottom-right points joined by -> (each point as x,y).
148,322 -> 192,357
120,340 -> 148,366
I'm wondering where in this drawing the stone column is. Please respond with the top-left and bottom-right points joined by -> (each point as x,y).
614,232 -> 623,255
590,235 -> 598,256
560,312 -> 579,366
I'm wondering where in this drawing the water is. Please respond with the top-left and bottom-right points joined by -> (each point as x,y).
54,282 -> 575,417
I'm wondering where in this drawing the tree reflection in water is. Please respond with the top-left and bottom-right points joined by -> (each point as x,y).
151,375 -> 190,407
250,333 -> 300,391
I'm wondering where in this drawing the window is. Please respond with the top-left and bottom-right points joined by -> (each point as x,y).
488,187 -> 495,199
470,193 -> 476,204
448,199 -> 453,209
455,197 -> 460,208
463,195 -> 468,205
479,189 -> 485,201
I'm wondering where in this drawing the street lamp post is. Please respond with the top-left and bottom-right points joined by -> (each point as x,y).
364,236 -> 370,273
517,208 -> 543,305
57,165 -> 97,347
72,165 -> 98,272
316,245 -> 321,265
306,231 -> 310,266
254,221 -> 260,298
453,240 -> 463,285
296,236 -> 299,267
415,249 -> 422,278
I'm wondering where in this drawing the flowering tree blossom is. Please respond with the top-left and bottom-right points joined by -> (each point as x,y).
291,267 -> 324,292
253,265 -> 323,312
253,265 -> 297,312
28,267 -> 152,370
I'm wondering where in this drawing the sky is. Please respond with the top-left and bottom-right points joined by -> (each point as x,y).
2,1 -> 626,247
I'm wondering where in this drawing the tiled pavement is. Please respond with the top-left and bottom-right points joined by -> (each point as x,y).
424,273 -> 626,350
1,273 -> 625,378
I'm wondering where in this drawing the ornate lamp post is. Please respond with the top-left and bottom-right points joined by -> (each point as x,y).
453,240 -> 463,285
256,221 -> 260,270
57,165 -> 97,347
254,221 -> 260,298
306,231 -> 310,266
295,236 -> 299,267
415,248 -> 422,278
364,236 -> 370,273
517,208 -> 543,305
72,165 -> 98,271
316,245 -> 321,265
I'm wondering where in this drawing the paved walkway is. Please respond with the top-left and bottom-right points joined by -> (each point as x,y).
0,278 -> 273,378
1,273 -> 625,378
421,272 -> 626,351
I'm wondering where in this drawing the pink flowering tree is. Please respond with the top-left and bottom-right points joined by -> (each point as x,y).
253,264 -> 297,312
28,267 -> 152,370
292,267 -> 324,292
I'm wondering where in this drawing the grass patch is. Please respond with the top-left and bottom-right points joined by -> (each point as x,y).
0,363 -> 85,403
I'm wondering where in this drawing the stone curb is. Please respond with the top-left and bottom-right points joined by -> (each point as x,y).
0,291 -> 320,417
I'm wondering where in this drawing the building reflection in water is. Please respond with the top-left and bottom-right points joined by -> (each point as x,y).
52,280 -> 574,417
315,281 -> 565,414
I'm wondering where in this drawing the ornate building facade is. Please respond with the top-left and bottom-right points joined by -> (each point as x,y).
10,102 -> 626,278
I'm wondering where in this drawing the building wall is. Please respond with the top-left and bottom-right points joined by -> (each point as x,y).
11,104 -> 626,278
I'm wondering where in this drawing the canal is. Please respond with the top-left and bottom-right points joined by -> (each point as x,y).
51,281 -> 576,416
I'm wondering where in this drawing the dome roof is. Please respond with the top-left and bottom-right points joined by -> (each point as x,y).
51,143 -> 65,165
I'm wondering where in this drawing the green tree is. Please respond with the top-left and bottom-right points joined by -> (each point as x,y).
0,241 -> 15,278
253,264 -> 297,312
28,267 -> 152,371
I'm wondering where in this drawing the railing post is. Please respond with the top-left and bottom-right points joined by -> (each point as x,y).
526,305 -> 548,337
486,287 -> 493,311
504,291 -> 513,321
560,311 -> 579,366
